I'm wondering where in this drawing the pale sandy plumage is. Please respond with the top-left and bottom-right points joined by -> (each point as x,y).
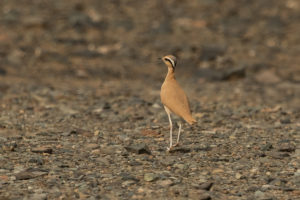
161,78 -> 196,125
160,55 -> 196,151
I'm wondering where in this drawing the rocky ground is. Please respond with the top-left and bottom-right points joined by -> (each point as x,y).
0,0 -> 299,199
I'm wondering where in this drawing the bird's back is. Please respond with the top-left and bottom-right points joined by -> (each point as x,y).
161,79 -> 196,125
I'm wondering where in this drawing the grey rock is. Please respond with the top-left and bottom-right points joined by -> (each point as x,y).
255,69 -> 281,84
101,145 -> 122,155
23,16 -> 46,28
120,172 -> 139,182
28,157 -> 44,165
278,143 -> 295,152
0,67 -> 6,76
200,45 -> 226,61
69,13 -> 92,27
254,190 -> 274,200
15,171 -> 36,180
30,193 -> 47,200
261,184 -> 278,191
174,163 -> 187,170
294,149 -> 300,158
221,66 -> 246,81
122,180 -> 136,187
2,142 -> 17,151
62,132 -> 71,136
86,143 -> 99,150
254,191 -> 265,199
280,117 -> 291,124
3,9 -> 19,23
160,157 -> 176,166
196,181 -> 214,191
7,49 -> 24,65
96,157 -> 110,166
294,169 -> 300,177
260,143 -> 273,151
144,173 -> 159,182
270,179 -> 284,186
267,151 -> 290,159
125,143 -> 151,155
157,179 -> 173,187
0,136 -> 8,142
31,146 -> 53,154
117,134 -> 130,142
189,189 -> 212,200
290,176 -> 300,187
199,193 -> 211,200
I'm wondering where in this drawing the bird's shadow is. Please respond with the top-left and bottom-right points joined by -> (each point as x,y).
167,147 -> 191,153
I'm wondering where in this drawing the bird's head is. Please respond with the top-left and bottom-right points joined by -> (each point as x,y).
161,55 -> 177,70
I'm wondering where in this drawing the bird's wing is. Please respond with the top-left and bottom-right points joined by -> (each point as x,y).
161,80 -> 195,124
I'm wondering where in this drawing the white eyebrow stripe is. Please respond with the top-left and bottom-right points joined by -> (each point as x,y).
165,58 -> 175,68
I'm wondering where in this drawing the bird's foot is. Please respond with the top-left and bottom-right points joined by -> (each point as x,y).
167,143 -> 180,152
173,142 -> 180,147
166,146 -> 173,152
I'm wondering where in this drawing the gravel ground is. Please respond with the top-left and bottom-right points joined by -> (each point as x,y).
0,0 -> 299,199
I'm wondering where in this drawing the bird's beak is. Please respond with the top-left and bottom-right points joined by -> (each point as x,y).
156,57 -> 162,64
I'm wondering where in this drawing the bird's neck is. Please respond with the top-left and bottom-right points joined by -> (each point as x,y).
165,68 -> 175,81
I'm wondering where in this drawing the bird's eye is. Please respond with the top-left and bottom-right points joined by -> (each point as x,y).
164,58 -> 175,68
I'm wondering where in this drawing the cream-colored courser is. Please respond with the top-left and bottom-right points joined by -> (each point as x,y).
160,55 -> 196,151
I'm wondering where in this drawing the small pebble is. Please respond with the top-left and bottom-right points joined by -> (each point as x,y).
31,146 -> 53,154
144,173 -> 158,182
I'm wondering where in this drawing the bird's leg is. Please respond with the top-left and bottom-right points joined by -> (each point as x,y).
165,107 -> 173,151
175,122 -> 182,147
167,112 -> 173,151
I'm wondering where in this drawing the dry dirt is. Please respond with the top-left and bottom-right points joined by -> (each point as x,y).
0,0 -> 300,199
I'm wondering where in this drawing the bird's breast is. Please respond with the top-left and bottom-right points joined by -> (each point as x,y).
161,80 -> 188,111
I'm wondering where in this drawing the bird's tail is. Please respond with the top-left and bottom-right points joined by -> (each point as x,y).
186,116 -> 197,125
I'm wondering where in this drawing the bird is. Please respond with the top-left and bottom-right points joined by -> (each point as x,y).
160,55 -> 196,151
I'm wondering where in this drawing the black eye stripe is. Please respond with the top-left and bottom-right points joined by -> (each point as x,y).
164,58 -> 175,68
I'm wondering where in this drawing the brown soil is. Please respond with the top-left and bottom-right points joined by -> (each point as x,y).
0,0 -> 299,199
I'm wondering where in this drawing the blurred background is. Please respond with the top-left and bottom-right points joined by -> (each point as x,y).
1,0 -> 299,83
1,0 -> 300,130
